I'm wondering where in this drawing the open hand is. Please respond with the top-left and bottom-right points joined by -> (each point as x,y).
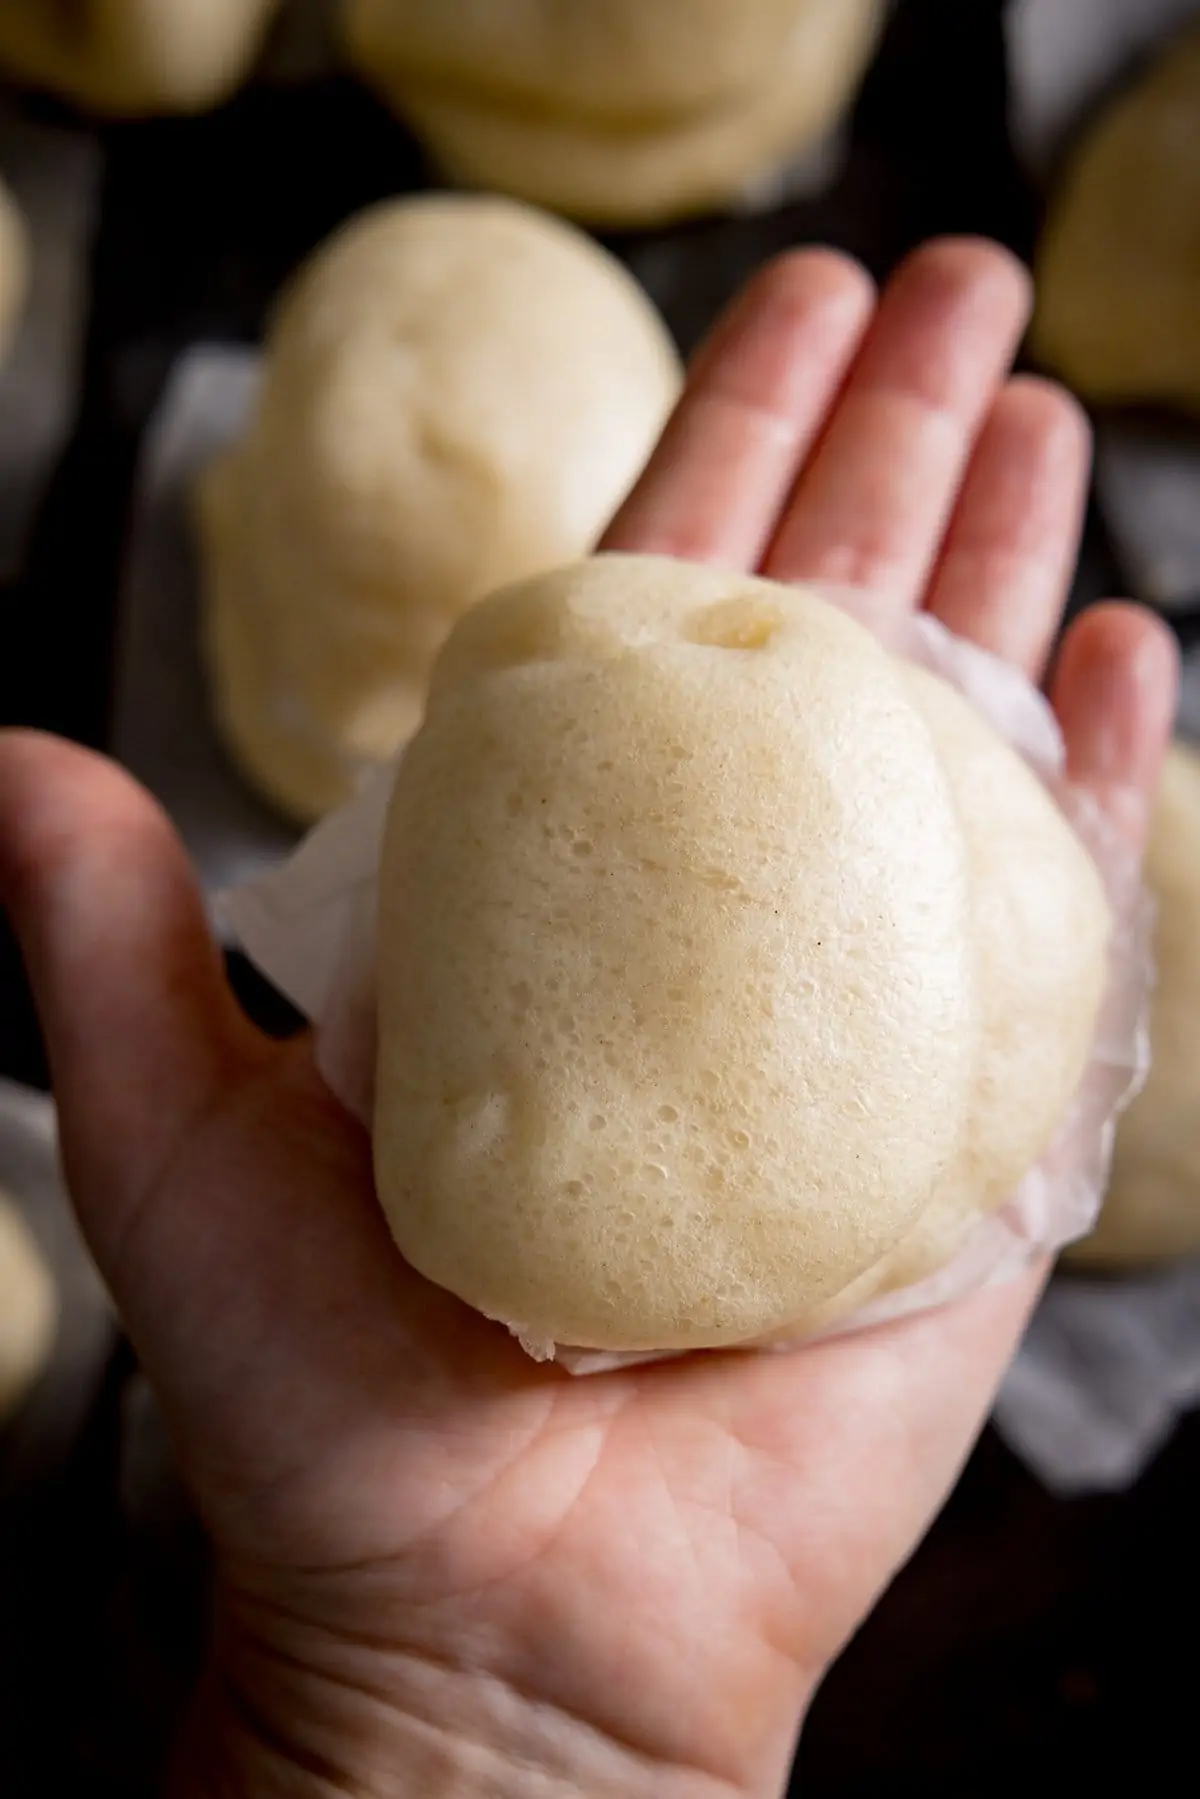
0,238 -> 1177,1799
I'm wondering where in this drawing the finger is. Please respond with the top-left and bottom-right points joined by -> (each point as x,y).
0,730 -> 268,1262
1050,605 -> 1179,849
925,377 -> 1091,678
764,239 -> 1032,608
601,249 -> 875,570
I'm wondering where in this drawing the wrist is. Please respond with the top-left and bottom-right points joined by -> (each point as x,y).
170,1667 -> 767,1799
170,1584 -> 805,1799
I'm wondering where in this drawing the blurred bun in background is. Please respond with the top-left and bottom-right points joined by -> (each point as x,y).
1032,23 -> 1200,416
0,0 -> 284,117
194,193 -> 683,823
341,0 -> 886,225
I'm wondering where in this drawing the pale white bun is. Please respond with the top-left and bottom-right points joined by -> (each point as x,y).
196,196 -> 682,824
342,0 -> 885,227
0,1191 -> 56,1421
1069,742 -> 1200,1268
1032,23 -> 1200,415
0,0 -> 282,116
0,176 -> 30,368
374,554 -> 1110,1354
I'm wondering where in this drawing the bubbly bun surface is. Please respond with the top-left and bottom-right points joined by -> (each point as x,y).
374,555 -> 1110,1352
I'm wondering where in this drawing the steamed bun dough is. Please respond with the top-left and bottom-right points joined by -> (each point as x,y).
1069,743 -> 1200,1268
0,1191 -> 56,1421
0,177 -> 30,367
1032,24 -> 1200,414
342,0 -> 886,226
196,195 -> 682,824
0,0 -> 282,116
374,555 -> 1111,1354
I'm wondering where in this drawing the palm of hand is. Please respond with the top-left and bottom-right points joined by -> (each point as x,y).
130,1040 -> 1030,1792
0,240 -> 1176,1798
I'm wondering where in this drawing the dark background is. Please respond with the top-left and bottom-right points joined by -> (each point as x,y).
0,1 -> 1196,1792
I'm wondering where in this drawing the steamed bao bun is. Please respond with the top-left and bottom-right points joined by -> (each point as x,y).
0,177 -> 29,367
341,0 -> 886,227
1031,24 -> 1200,415
0,1190 -> 56,1421
374,554 -> 1112,1356
195,195 -> 682,824
0,0 -> 282,117
1069,743 -> 1200,1268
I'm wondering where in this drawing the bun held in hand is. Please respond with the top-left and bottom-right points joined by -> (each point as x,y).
374,555 -> 1111,1354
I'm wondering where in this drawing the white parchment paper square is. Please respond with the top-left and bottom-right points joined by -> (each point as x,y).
111,345 -> 299,923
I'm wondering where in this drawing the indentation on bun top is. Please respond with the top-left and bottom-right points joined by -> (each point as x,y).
685,596 -> 787,652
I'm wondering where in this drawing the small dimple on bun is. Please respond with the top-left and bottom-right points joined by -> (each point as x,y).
373,557 -> 1111,1353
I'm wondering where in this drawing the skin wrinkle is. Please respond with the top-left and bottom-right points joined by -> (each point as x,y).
701,381 -> 843,446
420,1413 -> 618,1601
224,1588 -> 744,1797
794,396 -> 966,560
632,398 -> 804,566
609,1405 -> 812,1685
715,1346 -> 936,1619
224,1404 -> 554,1582
266,1391 -> 621,1581
225,1376 -> 631,1590
216,1659 -> 377,1799
233,1396 -> 600,1593
935,542 -> 1052,601
667,1425 -> 811,1671
645,1426 -> 707,1591
445,1393 -> 623,1573
221,1397 -> 813,1795
720,1432 -> 849,1657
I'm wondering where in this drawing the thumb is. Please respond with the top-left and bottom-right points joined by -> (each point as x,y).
0,730 -> 268,1275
